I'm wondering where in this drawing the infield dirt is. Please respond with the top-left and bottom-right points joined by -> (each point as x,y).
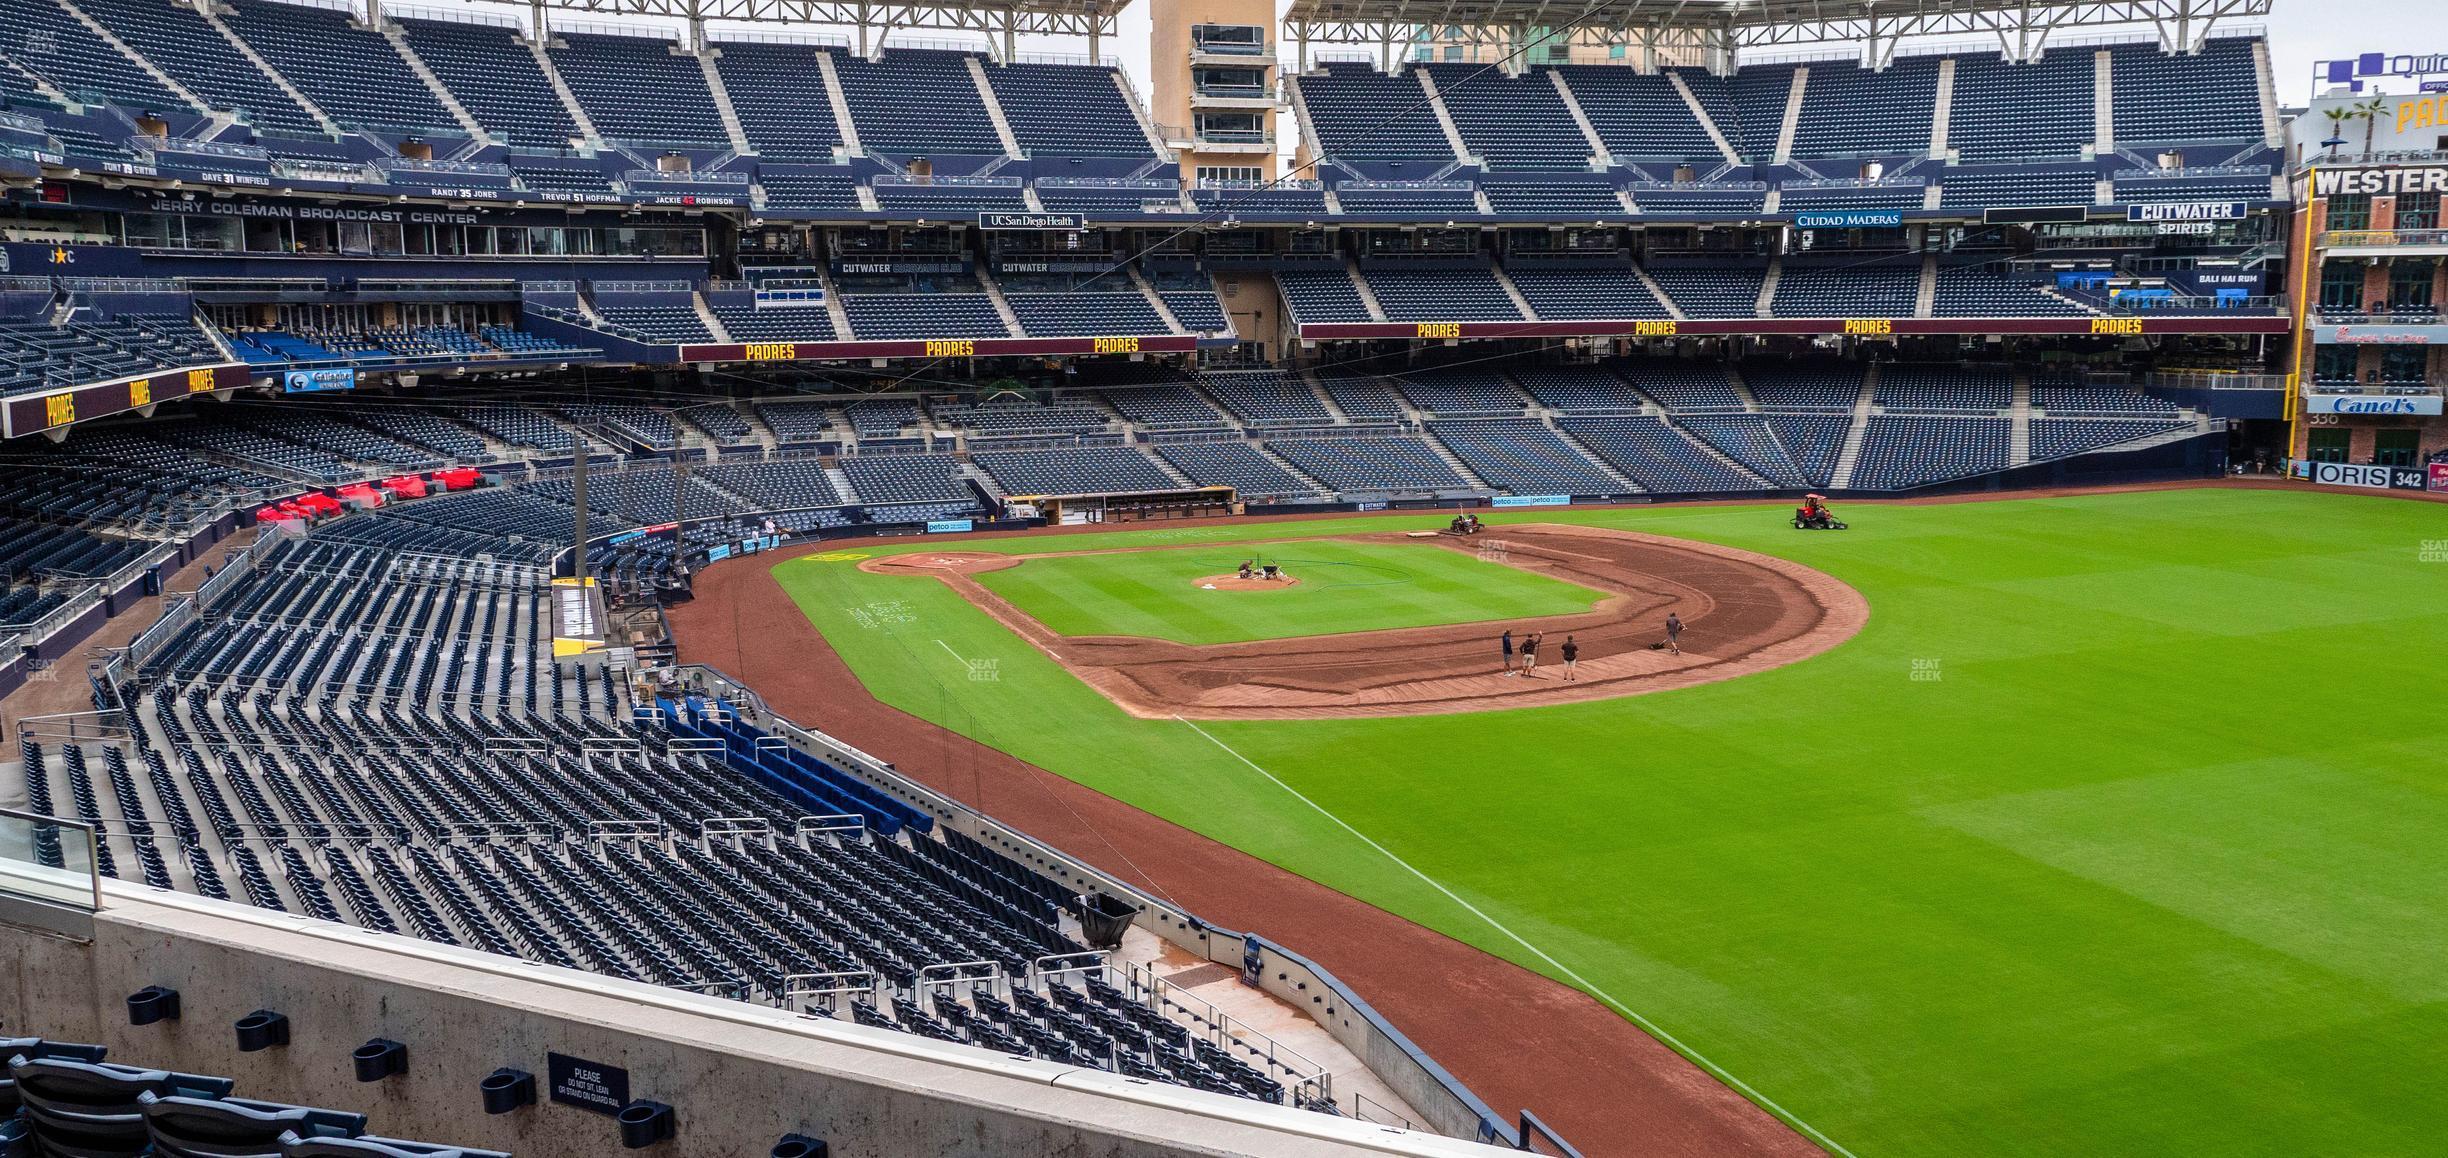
859,524 -> 1866,718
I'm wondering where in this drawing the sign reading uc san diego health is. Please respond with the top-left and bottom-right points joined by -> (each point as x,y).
2125,201 -> 2249,223
1793,210 -> 1903,229
977,212 -> 1085,230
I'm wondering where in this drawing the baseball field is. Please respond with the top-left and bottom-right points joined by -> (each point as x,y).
756,486 -> 2447,1157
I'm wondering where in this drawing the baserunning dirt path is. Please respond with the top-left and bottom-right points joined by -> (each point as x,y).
668,509 -> 1833,1157
860,524 -> 1866,718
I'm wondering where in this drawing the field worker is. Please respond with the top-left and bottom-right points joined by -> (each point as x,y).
1500,629 -> 1516,675
1521,632 -> 1541,677
1665,613 -> 1683,656
1560,635 -> 1579,681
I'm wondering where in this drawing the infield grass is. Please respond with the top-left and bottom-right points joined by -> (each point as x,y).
967,539 -> 1604,644
771,489 -> 2448,1158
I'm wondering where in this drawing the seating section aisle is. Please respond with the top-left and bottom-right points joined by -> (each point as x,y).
1430,421 -> 1624,495
1849,416 -> 2011,488
219,0 -> 456,133
400,15 -> 580,146
713,41 -> 847,161
547,32 -> 729,147
1267,436 -> 1469,493
1155,441 -> 1315,496
973,447 -> 1176,495
1558,417 -> 1766,493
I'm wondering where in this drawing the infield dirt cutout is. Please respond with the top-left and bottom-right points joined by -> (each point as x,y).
860,524 -> 1866,718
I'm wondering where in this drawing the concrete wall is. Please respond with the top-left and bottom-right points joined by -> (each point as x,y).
0,886 -> 1504,1158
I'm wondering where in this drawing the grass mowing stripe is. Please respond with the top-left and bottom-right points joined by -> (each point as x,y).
779,490 -> 2448,1155
969,539 -> 1604,645
1174,714 -> 1861,1158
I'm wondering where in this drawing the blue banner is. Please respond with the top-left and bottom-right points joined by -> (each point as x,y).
282,367 -> 356,393
1794,210 -> 1903,229
926,518 -> 975,534
1492,494 -> 1571,508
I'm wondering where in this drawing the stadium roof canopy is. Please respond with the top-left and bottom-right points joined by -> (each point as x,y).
464,0 -> 1132,47
1280,0 -> 2272,65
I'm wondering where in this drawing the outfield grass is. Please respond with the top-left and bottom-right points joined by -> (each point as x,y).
967,539 -> 1604,644
772,490 -> 2448,1157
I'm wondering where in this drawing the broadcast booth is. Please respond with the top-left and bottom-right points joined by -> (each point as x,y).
1006,485 -> 1240,525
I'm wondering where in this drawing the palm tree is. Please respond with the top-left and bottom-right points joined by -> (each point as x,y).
2357,95 -> 2391,155
2320,105 -> 2354,157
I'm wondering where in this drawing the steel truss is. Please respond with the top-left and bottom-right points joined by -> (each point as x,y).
1284,0 -> 2273,73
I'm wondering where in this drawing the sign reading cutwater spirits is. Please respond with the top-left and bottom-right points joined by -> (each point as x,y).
2126,202 -> 2248,223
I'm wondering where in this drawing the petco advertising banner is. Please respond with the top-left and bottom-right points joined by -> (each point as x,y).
1492,494 -> 1571,508
2300,393 -> 2445,415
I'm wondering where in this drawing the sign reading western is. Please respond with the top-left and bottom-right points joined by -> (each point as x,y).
2310,165 -> 2448,197
2126,201 -> 2248,223
2300,393 -> 2445,415
1793,210 -> 1903,229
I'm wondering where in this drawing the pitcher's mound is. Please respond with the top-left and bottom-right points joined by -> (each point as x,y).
1194,574 -> 1302,591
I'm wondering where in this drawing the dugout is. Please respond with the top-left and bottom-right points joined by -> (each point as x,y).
1009,485 -> 1240,524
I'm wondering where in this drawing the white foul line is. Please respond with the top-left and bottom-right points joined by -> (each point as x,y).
1172,714 -> 1857,1158
934,639 -> 969,666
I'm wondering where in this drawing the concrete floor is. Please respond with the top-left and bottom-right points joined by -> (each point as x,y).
1,528 -> 255,738
1116,926 -> 1427,1129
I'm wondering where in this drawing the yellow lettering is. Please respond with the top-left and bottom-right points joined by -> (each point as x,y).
187,368 -> 215,393
743,342 -> 798,362
1091,336 -> 1141,354
44,394 -> 75,429
1843,318 -> 1894,335
925,339 -> 977,358
128,377 -> 151,408
1632,320 -> 1677,337
2089,317 -> 2146,335
1415,322 -> 1462,339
